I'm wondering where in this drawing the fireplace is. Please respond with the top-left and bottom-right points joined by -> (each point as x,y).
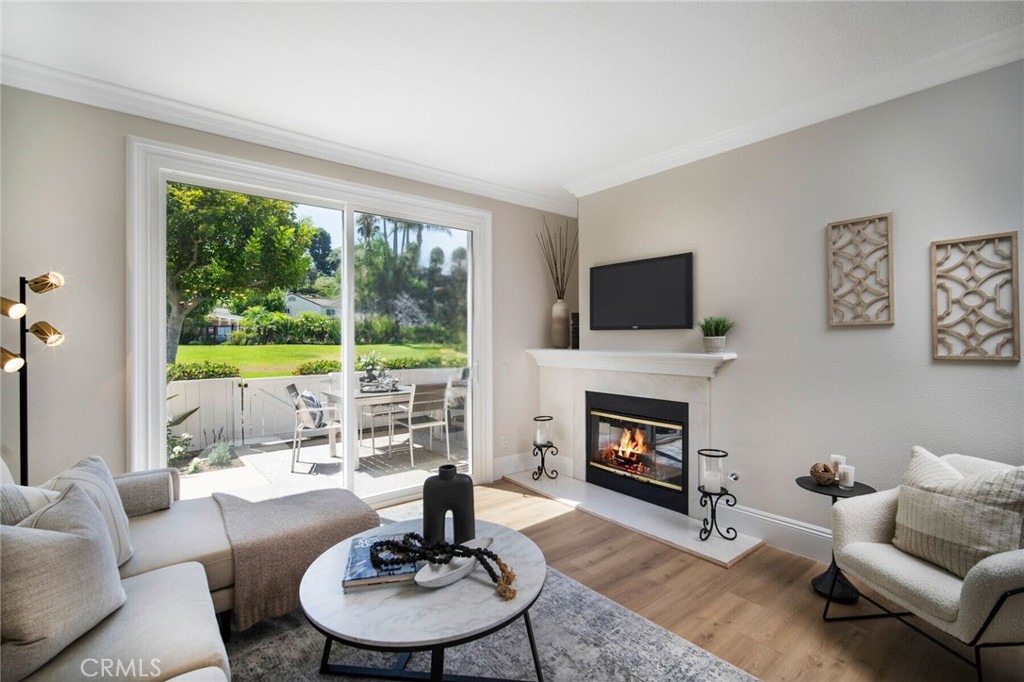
585,391 -> 688,515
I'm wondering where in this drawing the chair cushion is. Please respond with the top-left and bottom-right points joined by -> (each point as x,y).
893,446 -> 1024,578
839,541 -> 963,622
300,389 -> 325,428
1,485 -> 127,681
42,456 -> 134,565
1,484 -> 60,525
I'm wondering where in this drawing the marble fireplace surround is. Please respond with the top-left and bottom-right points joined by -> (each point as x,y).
526,349 -> 736,516
515,349 -> 762,567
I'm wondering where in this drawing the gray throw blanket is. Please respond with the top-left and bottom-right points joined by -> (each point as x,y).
213,488 -> 380,631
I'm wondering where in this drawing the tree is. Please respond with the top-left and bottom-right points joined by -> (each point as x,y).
307,226 -> 336,276
166,183 -> 314,363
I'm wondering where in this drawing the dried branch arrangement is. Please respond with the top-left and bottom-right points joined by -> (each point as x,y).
536,217 -> 579,300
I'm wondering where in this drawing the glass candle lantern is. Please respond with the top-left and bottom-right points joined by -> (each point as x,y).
698,448 -> 728,494
533,415 -> 553,445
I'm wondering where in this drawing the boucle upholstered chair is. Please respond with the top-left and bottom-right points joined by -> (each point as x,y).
829,453 -> 1024,681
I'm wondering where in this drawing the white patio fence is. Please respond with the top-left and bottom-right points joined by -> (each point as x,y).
167,369 -> 464,451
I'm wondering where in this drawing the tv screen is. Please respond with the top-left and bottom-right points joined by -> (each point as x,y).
590,253 -> 693,330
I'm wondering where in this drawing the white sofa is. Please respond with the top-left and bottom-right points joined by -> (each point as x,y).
2,461 -> 380,681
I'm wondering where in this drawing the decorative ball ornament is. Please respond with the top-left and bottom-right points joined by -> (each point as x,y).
810,462 -> 836,486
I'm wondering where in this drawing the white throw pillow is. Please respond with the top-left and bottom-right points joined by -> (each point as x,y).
1,485 -> 127,681
893,446 -> 1024,578
1,484 -> 60,525
43,456 -> 134,565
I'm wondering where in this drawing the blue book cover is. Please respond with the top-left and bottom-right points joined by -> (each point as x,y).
342,534 -> 419,590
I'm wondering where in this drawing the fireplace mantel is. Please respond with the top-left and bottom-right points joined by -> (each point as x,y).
526,349 -> 736,378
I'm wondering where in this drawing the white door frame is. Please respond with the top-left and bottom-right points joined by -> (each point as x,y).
126,137 -> 493,495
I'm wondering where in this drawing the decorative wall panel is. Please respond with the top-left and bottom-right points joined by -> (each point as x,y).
931,231 -> 1019,362
827,213 -> 894,326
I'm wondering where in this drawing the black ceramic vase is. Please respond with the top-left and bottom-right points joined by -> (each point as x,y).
422,464 -> 475,545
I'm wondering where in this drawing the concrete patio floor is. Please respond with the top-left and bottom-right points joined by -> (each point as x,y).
179,427 -> 469,501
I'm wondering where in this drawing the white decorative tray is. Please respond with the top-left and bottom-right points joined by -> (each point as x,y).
414,537 -> 493,589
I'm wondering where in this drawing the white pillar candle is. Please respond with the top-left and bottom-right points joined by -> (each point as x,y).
837,464 -> 855,489
703,470 -> 722,494
829,454 -> 846,473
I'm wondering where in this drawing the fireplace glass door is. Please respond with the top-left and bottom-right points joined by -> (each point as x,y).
590,410 -> 684,491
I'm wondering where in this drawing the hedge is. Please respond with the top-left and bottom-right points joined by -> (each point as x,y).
167,361 -> 240,381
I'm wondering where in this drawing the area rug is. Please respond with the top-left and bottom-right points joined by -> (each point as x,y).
225,567 -> 758,681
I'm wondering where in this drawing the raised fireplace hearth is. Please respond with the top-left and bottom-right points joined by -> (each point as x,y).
585,391 -> 688,515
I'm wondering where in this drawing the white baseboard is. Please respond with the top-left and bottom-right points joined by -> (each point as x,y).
718,503 -> 832,564
490,459 -> 835,565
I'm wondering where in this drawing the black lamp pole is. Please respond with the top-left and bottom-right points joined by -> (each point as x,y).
19,276 -> 28,486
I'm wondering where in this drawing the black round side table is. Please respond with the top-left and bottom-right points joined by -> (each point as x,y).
795,476 -> 877,604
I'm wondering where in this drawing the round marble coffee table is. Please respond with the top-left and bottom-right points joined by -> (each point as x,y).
300,519 -> 547,681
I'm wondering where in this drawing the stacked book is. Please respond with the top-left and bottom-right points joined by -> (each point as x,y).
342,534 -> 419,592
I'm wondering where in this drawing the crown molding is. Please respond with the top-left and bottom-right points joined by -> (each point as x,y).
565,24 -> 1024,198
0,56 -> 578,218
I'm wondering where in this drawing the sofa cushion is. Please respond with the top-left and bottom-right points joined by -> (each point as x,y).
42,456 -> 134,565
893,447 -> 1024,578
26,562 -> 230,682
839,541 -> 963,623
1,485 -> 127,682
118,496 -> 233,593
1,484 -> 60,525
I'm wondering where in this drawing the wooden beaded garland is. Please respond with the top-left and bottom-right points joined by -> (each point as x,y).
370,532 -> 518,600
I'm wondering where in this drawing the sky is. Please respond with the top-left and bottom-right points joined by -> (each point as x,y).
294,203 -> 467,268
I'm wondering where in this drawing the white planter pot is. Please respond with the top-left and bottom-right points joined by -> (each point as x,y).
702,336 -> 727,353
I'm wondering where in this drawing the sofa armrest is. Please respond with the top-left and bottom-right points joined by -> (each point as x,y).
959,548 -> 1024,642
114,469 -> 180,517
832,487 -> 899,555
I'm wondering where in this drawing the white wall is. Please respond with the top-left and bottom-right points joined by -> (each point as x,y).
0,87 -> 577,483
578,62 -> 1024,532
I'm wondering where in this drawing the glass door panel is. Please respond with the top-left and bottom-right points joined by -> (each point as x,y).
352,211 -> 471,499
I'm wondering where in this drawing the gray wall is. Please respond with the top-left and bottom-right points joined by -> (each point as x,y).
578,62 -> 1024,529
0,87 -> 578,484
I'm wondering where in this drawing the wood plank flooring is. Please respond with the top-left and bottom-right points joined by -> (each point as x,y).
467,480 -> 1022,682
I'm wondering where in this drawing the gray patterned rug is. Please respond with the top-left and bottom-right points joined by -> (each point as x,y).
225,567 -> 757,681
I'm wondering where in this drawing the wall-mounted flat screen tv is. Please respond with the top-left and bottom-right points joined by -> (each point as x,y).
590,252 -> 694,330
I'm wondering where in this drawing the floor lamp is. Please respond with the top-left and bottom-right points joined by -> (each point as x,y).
2,272 -> 65,485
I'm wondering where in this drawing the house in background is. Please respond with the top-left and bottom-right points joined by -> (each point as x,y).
284,292 -> 339,318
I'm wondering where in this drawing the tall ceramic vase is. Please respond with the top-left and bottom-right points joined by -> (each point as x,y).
423,464 -> 476,545
551,299 -> 570,349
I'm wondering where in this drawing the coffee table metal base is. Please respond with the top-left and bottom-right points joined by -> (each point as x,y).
317,610 -> 543,682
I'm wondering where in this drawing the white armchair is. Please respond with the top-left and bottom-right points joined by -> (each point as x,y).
829,454 -> 1024,681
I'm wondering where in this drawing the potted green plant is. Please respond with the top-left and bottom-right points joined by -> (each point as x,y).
697,316 -> 736,353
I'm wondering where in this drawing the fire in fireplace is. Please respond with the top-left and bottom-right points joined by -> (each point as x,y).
586,392 -> 689,515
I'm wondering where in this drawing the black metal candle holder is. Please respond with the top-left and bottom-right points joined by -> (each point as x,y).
531,442 -> 558,480
698,485 -> 737,541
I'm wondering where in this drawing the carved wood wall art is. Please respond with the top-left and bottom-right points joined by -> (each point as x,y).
827,213 -> 894,326
931,231 -> 1019,362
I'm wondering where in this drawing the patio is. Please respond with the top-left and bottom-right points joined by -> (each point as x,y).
179,423 -> 470,501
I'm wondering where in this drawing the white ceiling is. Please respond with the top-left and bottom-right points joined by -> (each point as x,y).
2,2 -> 1022,216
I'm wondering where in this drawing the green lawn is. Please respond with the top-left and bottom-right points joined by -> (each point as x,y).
174,344 -> 466,378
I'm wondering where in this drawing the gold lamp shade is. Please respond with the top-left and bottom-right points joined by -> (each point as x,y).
1,297 -> 27,319
26,272 -> 65,294
28,321 -> 64,347
1,347 -> 25,373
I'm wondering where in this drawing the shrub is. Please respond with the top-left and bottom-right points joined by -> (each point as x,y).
207,441 -> 232,467
167,361 -> 240,381
228,309 -> 340,345
295,359 -> 342,376
355,315 -> 399,344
